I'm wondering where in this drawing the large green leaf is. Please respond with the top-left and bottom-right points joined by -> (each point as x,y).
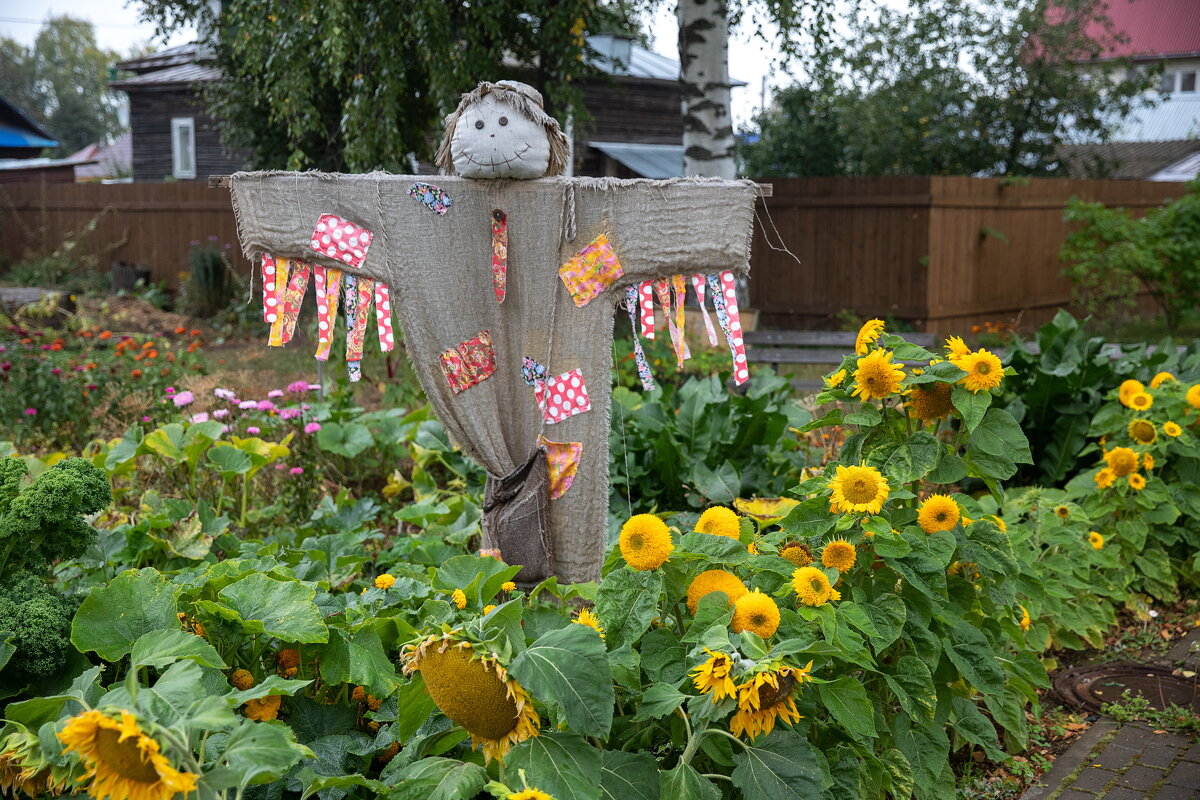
433,555 -> 523,606
881,432 -> 942,483
859,593 -> 906,651
690,460 -> 741,504
317,422 -> 374,459
385,758 -> 486,800
0,632 -> 14,672
210,573 -> 328,643
951,385 -> 990,432
779,496 -> 838,539
316,627 -> 400,697
941,622 -> 1005,694
130,628 -> 227,670
658,763 -> 720,800
632,682 -> 688,722
509,625 -> 613,738
949,696 -> 1005,762
730,731 -> 825,800
600,751 -> 660,800
142,423 -> 185,462
595,568 -> 662,648
504,733 -> 603,800
218,720 -> 314,787
818,676 -> 876,739
882,655 -> 936,720
71,568 -> 180,661
207,445 -> 252,477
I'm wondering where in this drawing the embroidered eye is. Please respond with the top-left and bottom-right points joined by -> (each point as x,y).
498,116 -> 509,126
474,119 -> 484,130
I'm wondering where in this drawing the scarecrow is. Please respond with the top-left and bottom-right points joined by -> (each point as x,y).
229,80 -> 759,584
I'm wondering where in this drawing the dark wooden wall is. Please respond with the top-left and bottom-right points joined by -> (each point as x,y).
0,165 -> 77,185
575,78 -> 682,177
126,86 -> 246,183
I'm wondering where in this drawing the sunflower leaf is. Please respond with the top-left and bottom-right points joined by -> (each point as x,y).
601,751 -> 660,800
817,676 -> 877,739
730,731 -> 825,800
632,682 -> 687,722
658,763 -> 721,800
595,568 -> 662,649
71,568 -> 180,661
509,625 -> 614,738
504,732 -> 603,800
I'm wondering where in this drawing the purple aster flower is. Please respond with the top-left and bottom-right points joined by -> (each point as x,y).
189,412 -> 210,423
279,407 -> 302,420
247,426 -> 260,435
287,380 -> 311,393
214,387 -> 237,401
23,407 -> 36,416
304,422 -> 321,434
238,400 -> 257,410
289,467 -> 304,476
173,391 -> 195,407
256,400 -> 276,411
212,408 -> 230,419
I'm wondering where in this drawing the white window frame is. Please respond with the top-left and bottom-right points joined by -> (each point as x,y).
171,117 -> 196,179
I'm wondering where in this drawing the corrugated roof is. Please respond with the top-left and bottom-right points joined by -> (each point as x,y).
0,95 -> 57,149
1112,96 -> 1200,140
1150,150 -> 1200,180
1058,138 -> 1200,178
586,35 -> 747,86
1088,0 -> 1200,60
589,141 -> 683,178
111,62 -> 223,88
116,43 -> 211,74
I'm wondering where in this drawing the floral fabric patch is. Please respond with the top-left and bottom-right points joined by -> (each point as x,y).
691,274 -> 720,347
534,368 -> 591,424
539,436 -> 583,500
309,214 -> 374,269
440,330 -> 497,394
653,278 -> 690,368
624,286 -> 656,392
707,271 -> 749,385
269,259 -> 309,347
346,278 -> 374,364
491,209 -> 508,303
522,356 -> 548,387
313,266 -> 342,361
408,182 -> 454,215
558,233 -> 624,308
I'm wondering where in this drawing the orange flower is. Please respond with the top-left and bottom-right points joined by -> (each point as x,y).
81,330 -> 94,338
190,329 -> 201,336
142,341 -> 154,351
131,369 -> 143,378
50,343 -> 62,351
146,350 -> 158,359
174,326 -> 186,334
99,330 -> 112,339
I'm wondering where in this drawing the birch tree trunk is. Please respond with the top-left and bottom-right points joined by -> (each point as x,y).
678,0 -> 735,178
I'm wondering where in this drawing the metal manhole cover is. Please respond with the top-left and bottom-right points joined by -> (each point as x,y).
1053,662 -> 1200,715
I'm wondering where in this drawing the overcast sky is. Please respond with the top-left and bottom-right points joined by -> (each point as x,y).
1,1 -> 788,129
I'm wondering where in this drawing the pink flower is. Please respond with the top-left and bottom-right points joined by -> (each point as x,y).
256,400 -> 276,411
289,467 -> 304,476
247,426 -> 260,435
0,362 -> 10,372
141,415 -> 151,422
304,422 -> 321,434
173,391 -> 195,407
50,368 -> 61,375
286,380 -> 310,393
165,387 -> 176,395
301,404 -> 311,410
23,407 -> 36,416
40,344 -> 50,351
87,383 -> 98,390
279,408 -> 302,420
212,408 -> 230,419
214,388 -> 237,401
238,400 -> 257,410
308,383 -> 321,391
189,412 -> 210,423
267,389 -> 284,398
275,463 -> 287,470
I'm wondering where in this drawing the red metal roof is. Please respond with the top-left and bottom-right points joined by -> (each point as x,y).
1090,0 -> 1200,60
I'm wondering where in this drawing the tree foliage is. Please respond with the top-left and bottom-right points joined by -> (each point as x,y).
0,17 -> 126,155
742,0 -> 1158,177
137,0 -> 627,172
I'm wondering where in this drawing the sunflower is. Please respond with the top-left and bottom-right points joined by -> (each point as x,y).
1119,379 -> 1145,407
791,567 -> 841,607
952,349 -> 1003,393
851,350 -> 905,401
827,463 -> 890,514
986,515 -> 1008,534
1150,371 -> 1175,388
944,336 -> 970,359
1128,391 -> 1153,411
501,581 -> 517,592
1143,453 -> 1155,471
907,381 -> 954,420
451,589 -> 467,610
1129,473 -> 1146,491
1018,606 -> 1031,632
1189,384 -> 1200,410
731,591 -> 780,639
690,649 -> 738,702
374,573 -> 396,590
686,569 -> 747,614
402,634 -> 539,763
57,710 -> 198,800
917,494 -> 960,533
855,319 -> 886,354
1128,419 -> 1157,445
821,539 -> 857,573
572,608 -> 605,640
229,669 -> 254,691
694,506 -> 741,539
1094,468 -> 1116,489
1051,505 -> 1069,519
730,663 -> 813,739
779,542 -> 813,568
243,695 -> 280,721
1089,531 -> 1104,550
825,368 -> 847,388
1104,447 -> 1139,477
619,514 -> 673,571
1,729 -> 65,799
1164,421 -> 1182,437
509,789 -> 553,800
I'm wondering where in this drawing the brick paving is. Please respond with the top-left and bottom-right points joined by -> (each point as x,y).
1021,628 -> 1200,800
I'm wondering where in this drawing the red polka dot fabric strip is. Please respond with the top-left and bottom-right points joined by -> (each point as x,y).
637,281 -> 656,339
309,214 -> 374,269
374,283 -> 395,352
707,271 -> 749,385
534,368 -> 592,424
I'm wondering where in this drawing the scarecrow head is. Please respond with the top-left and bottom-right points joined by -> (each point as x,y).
436,80 -> 570,179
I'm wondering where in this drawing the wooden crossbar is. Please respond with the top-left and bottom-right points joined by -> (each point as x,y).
208,175 -> 773,196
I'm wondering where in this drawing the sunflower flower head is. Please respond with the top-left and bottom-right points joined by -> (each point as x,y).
1129,472 -> 1147,491
827,463 -> 890,515
686,569 -> 747,614
944,336 -> 971,359
374,573 -> 396,590
572,608 -> 605,640
508,788 -> 553,800
825,368 -> 847,388
501,581 -> 517,592
1095,467 -> 1116,489
1104,447 -> 1139,477
730,662 -> 812,740
731,590 -> 781,639
1018,605 -> 1031,632
619,514 -> 674,571
1188,384 -> 1200,409
1129,391 -> 1153,411
243,695 -> 281,721
1089,531 -> 1104,550
855,319 -> 886,354
58,710 -> 199,800
1143,453 -> 1154,471
779,542 -> 813,567
1150,371 -> 1175,388
907,381 -> 954,420
791,567 -> 841,607
1119,379 -> 1146,406
851,350 -> 905,401
821,539 -> 857,573
230,669 -> 255,691
694,506 -> 741,539
1164,421 -> 1182,437
952,349 -> 1003,393
917,494 -> 960,533
452,589 -> 467,610
402,634 -> 540,763
1128,419 -> 1157,445
690,648 -> 737,703
1054,505 -> 1070,519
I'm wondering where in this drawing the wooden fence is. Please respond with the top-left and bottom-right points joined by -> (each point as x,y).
0,175 -> 1190,335
0,182 -> 247,288
749,176 -> 1189,334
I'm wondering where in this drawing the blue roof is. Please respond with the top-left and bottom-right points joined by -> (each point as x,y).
589,141 -> 684,178
0,122 -> 57,149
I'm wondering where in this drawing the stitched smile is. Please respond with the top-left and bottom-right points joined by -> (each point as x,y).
460,144 -> 532,170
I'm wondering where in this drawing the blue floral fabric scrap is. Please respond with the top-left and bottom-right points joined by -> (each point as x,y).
624,285 -> 656,392
522,356 -> 548,387
408,182 -> 454,215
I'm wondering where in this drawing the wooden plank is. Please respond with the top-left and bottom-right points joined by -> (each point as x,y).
746,348 -> 846,365
206,174 -> 773,196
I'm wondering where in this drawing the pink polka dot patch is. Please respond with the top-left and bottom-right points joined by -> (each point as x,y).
260,254 -> 277,324
534,368 -> 592,425
374,283 -> 395,353
309,213 -> 373,269
638,281 -> 655,339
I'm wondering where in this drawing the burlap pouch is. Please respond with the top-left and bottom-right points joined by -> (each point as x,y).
482,447 -> 551,585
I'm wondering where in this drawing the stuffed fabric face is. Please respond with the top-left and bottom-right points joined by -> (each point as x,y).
449,93 -> 553,179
